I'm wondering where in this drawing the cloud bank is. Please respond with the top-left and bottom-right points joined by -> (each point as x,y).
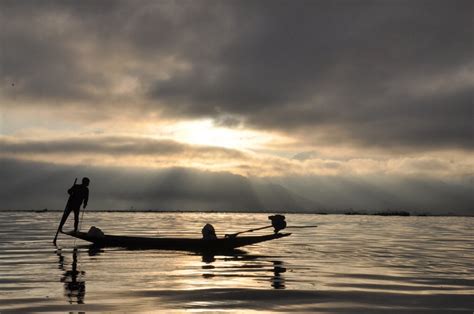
1,1 -> 472,214
1,135 -> 472,178
1,0 -> 473,151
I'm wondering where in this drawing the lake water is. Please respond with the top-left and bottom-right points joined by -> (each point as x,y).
0,211 -> 473,313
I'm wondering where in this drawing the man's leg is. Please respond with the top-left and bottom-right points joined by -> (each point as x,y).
57,207 -> 73,232
73,208 -> 80,232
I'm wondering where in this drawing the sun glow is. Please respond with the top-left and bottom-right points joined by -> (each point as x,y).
157,119 -> 272,150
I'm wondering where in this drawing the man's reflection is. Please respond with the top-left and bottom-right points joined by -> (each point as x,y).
56,248 -> 86,304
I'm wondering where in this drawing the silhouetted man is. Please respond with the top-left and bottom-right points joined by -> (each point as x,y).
58,177 -> 90,233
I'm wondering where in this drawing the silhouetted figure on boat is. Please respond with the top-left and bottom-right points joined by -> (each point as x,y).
57,177 -> 90,233
269,215 -> 286,233
202,223 -> 217,239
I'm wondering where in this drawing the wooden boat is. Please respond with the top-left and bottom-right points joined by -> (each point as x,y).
63,230 -> 291,252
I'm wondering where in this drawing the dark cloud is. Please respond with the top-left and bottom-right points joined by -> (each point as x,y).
1,0 -> 473,151
0,1 -> 106,101
0,158 -> 472,214
147,1 -> 474,151
292,151 -> 319,161
0,136 -> 245,159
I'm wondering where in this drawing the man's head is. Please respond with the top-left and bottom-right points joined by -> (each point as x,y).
82,177 -> 90,186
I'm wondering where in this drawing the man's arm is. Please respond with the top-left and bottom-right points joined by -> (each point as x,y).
68,185 -> 75,195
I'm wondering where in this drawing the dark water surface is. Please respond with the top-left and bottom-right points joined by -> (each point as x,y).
0,212 -> 473,313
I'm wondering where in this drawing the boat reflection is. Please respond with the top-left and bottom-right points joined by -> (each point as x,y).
200,251 -> 287,289
56,248 -> 86,304
55,245 -> 286,300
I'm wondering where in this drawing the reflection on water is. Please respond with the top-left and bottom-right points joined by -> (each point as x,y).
199,251 -> 287,289
53,244 -> 288,305
271,261 -> 286,289
56,248 -> 85,304
58,246 -> 288,305
0,212 -> 473,312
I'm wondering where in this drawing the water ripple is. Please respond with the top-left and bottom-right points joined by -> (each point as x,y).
0,212 -> 473,312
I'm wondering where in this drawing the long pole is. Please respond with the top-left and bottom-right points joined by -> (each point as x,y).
225,225 -> 273,238
287,225 -> 319,229
53,178 -> 77,245
225,224 -> 318,238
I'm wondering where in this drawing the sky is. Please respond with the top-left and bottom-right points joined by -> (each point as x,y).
0,0 -> 473,214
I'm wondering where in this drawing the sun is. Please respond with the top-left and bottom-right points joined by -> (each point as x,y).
164,119 -> 269,150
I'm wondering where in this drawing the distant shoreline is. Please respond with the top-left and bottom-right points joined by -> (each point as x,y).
1,209 -> 472,217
